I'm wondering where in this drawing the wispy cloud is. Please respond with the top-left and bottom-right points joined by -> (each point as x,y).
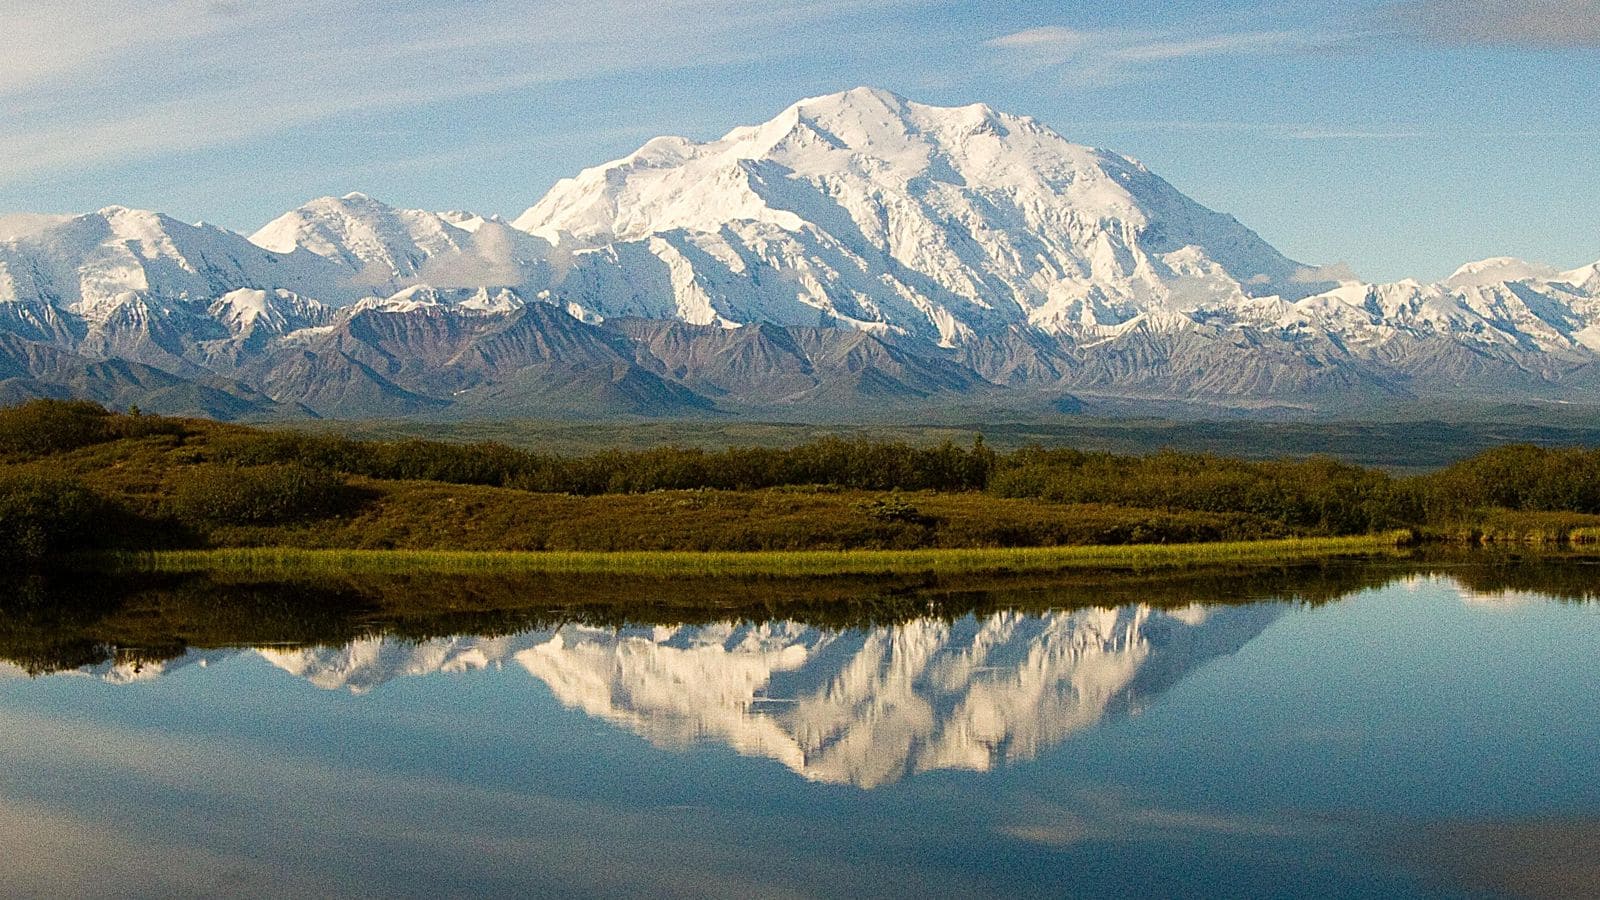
1383,0 -> 1600,48
1283,126 -> 1430,140
984,24 -> 1329,84
1079,118 -> 1600,142
0,704 -> 960,897
0,0 -> 885,187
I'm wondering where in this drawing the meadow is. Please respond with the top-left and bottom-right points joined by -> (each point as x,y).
2,399 -> 1599,573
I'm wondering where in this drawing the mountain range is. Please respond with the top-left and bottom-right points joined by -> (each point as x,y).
2,86 -> 1597,420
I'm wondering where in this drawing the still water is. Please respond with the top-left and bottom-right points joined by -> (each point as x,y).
1,561 -> 1597,898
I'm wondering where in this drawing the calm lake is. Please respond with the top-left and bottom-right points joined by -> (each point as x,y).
2,558 -> 1597,898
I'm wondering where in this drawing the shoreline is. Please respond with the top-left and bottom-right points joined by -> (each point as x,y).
97,534 -> 1411,579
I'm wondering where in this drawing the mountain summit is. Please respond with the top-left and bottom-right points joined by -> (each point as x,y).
515,86 -> 1325,345
0,87 -> 1597,418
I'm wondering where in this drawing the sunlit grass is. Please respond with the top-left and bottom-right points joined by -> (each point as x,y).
104,533 -> 1410,579
1417,510 -> 1600,545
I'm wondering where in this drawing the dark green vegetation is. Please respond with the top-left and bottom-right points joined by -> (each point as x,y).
2,399 -> 1600,568
6,554 -> 1593,676
301,404 -> 1600,473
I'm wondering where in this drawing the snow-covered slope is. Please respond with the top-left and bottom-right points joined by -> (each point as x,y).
514,605 -> 1282,787
0,87 -> 1596,415
252,193 -> 553,297
0,206 -> 349,320
510,88 -> 1600,368
515,86 -> 1324,345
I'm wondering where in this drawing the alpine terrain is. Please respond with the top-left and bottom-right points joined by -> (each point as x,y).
2,87 -> 1597,419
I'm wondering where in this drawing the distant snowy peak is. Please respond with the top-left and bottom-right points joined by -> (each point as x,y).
210,288 -> 332,338
250,193 -> 465,270
1444,256 -> 1563,289
252,193 -> 551,297
1559,260 -> 1600,293
0,204 -> 348,318
349,284 -> 527,315
513,85 -> 1305,275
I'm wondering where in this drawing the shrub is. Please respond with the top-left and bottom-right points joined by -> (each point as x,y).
0,473 -> 117,563
0,400 -> 114,457
987,447 -> 1411,536
1425,445 -> 1600,517
858,494 -> 934,526
170,464 -> 352,525
202,429 -> 999,495
106,409 -> 188,441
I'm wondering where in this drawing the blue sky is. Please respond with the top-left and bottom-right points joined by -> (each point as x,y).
1,0 -> 1596,281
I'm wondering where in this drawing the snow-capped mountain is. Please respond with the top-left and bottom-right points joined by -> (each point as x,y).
0,87 -> 1596,418
252,192 -> 553,298
516,86 -> 1327,345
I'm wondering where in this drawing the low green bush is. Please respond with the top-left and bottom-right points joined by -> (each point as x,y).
0,473 -> 118,563
0,400 -> 114,457
170,463 -> 353,526
989,448 -> 1418,535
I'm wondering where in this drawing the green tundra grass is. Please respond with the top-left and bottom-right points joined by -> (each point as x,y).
107,534 -> 1410,579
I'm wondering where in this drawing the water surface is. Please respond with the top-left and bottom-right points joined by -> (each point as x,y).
1,561 -> 1597,897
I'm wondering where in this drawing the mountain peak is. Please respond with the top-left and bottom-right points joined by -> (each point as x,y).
1444,256 -> 1559,288
291,192 -> 397,216
512,88 -> 1314,343
790,86 -> 1006,124
95,204 -> 168,224
1561,259 -> 1600,290
4,88 -> 1600,416
790,85 -> 909,113
251,194 -> 469,275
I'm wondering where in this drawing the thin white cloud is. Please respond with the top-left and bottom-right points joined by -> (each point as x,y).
988,26 -> 1091,50
985,24 -> 1328,84
1112,31 -> 1307,62
0,0 -> 888,187
0,0 -> 244,93
0,213 -> 74,241
0,704 -> 965,897
1076,118 -> 1600,142
1284,126 -> 1430,140
1292,262 -> 1363,284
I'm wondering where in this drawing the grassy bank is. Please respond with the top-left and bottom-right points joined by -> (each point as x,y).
4,401 -> 1600,568
1416,509 -> 1600,545
102,534 -> 1410,579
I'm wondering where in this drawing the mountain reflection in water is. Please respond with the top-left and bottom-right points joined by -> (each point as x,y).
4,602 -> 1282,788
1,557 -> 1595,790
3,560 -> 1597,897
265,604 -> 1282,787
